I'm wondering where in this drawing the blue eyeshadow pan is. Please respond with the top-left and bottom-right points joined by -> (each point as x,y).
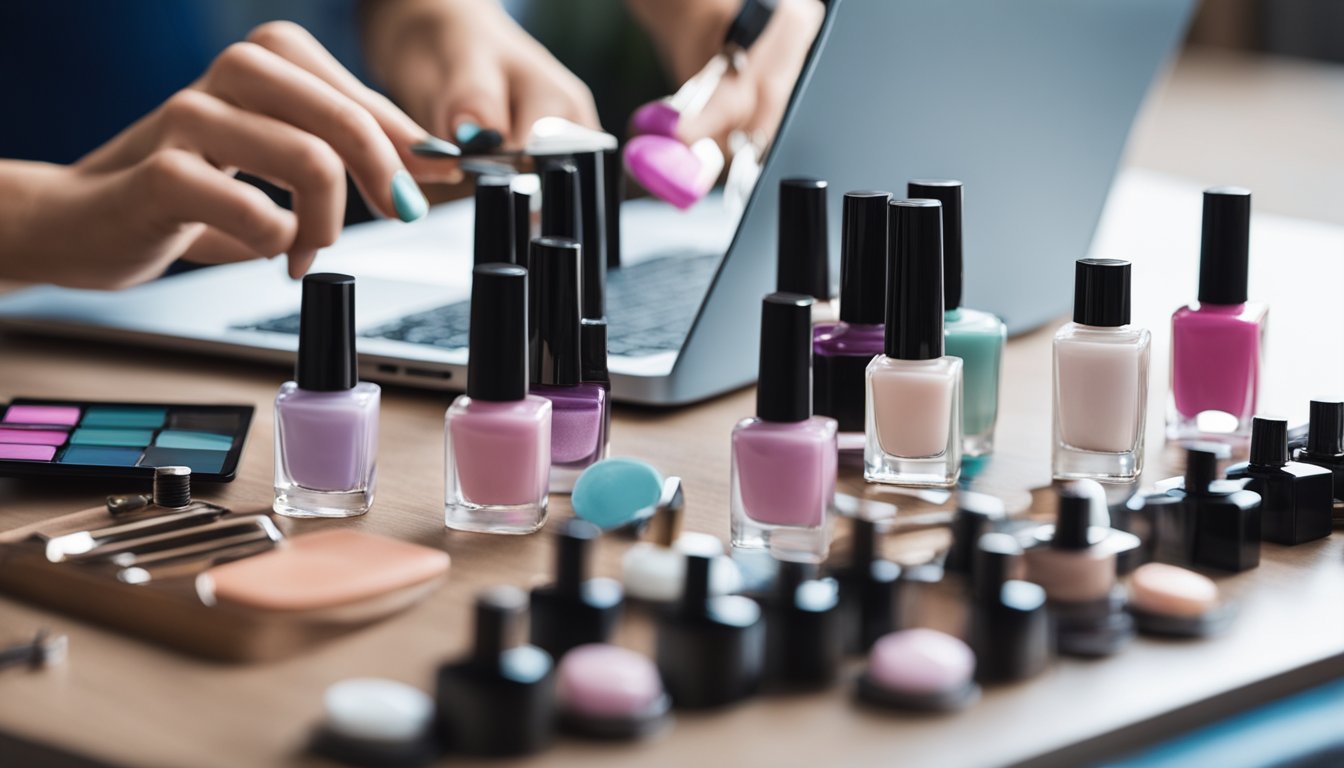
69,428 -> 155,447
81,406 -> 168,428
138,446 -> 227,474
155,430 -> 234,451
60,445 -> 145,466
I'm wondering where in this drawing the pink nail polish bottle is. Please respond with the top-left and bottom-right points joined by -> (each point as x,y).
1169,187 -> 1266,441
445,264 -> 552,534
730,293 -> 838,563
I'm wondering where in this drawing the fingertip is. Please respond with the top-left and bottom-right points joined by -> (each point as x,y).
391,170 -> 429,222
288,248 -> 318,279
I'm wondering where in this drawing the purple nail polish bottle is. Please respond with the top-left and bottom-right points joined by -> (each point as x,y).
530,237 -> 609,493
274,273 -> 380,518
814,191 -> 891,448
731,293 -> 838,563
777,178 -> 836,324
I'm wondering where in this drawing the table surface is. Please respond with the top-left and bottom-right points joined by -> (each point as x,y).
2,48 -> 1343,768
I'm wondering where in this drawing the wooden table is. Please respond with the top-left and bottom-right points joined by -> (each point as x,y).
2,48 -> 1343,768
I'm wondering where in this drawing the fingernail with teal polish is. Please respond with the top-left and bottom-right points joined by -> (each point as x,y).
455,122 -> 481,144
391,170 -> 428,222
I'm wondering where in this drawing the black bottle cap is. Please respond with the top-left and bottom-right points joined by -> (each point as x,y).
1249,416 -> 1289,467
769,561 -> 842,688
512,189 -> 533,271
725,0 -> 778,49
152,466 -> 191,509
972,580 -> 1051,683
467,264 -> 529,401
835,517 -> 902,653
838,191 -> 891,324
1053,485 -> 1093,550
1306,400 -> 1344,456
971,532 -> 1022,606
580,318 -> 610,385
296,273 -> 358,391
474,176 -> 514,266
472,586 -> 527,666
849,515 -> 878,567
555,518 -> 598,595
1184,443 -> 1222,497
885,199 -> 945,360
572,152 -> 607,319
603,147 -> 623,270
944,492 -> 1004,575
1072,258 -> 1131,327
661,554 -> 766,707
529,237 -> 583,387
540,161 -> 580,240
756,292 -> 814,422
1198,187 -> 1252,305
530,519 -> 623,657
908,180 -> 963,311
777,178 -> 830,300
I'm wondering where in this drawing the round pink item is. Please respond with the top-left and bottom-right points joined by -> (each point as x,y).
557,644 -> 664,718
630,100 -> 681,138
624,135 -> 704,210
867,629 -> 975,695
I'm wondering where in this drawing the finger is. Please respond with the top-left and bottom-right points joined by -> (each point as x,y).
675,72 -> 756,151
179,227 -> 276,265
157,90 -> 345,259
133,149 -> 298,257
440,55 -> 513,146
508,73 -> 602,147
201,41 -> 427,222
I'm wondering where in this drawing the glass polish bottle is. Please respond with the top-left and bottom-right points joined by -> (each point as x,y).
777,177 -> 836,324
274,273 -> 380,518
864,198 -> 963,488
909,180 -> 1007,458
1168,187 -> 1266,441
530,236 -> 609,493
1052,259 -> 1151,482
731,293 -> 838,563
813,190 -> 891,450
445,263 -> 552,534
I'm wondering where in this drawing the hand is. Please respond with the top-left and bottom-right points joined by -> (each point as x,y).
363,0 -> 601,149
4,21 -> 453,290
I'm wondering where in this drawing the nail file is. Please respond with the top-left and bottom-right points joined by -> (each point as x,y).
57,514 -> 271,564
42,502 -> 229,562
110,516 -> 283,569
117,535 -> 281,585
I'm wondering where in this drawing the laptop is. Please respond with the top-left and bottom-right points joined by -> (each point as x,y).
0,0 -> 1194,405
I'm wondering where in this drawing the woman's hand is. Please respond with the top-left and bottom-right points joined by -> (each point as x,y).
0,21 -> 453,290
363,0 -> 601,149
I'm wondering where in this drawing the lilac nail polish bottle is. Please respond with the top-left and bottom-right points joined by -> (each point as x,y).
446,264 -> 552,534
813,191 -> 891,449
530,237 -> 609,493
731,293 -> 838,563
274,273 -> 380,518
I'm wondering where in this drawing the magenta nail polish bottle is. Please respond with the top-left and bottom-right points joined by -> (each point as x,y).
274,273 -> 380,518
446,264 -> 552,534
1169,187 -> 1266,441
530,237 -> 609,493
731,293 -> 838,563
814,191 -> 890,448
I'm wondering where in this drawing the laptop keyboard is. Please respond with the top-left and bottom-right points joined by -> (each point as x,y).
238,251 -> 721,358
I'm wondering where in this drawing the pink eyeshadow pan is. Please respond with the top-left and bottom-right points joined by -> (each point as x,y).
0,444 -> 57,461
3,405 -> 81,426
0,428 -> 68,446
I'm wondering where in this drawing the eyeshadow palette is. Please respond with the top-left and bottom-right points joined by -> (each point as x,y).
0,399 -> 253,482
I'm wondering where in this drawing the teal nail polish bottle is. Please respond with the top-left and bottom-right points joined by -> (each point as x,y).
909,180 -> 1006,458
391,170 -> 428,222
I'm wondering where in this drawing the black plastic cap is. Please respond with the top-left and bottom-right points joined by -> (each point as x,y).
541,161 -> 580,240
296,273 -> 358,391
1053,485 -> 1093,550
885,199 -> 945,360
1073,259 -> 1131,327
512,189 -> 533,270
473,586 -> 526,665
850,516 -> 878,567
1306,400 -> 1344,456
756,292 -> 814,422
580,318 -> 610,385
944,493 -> 1003,575
1198,187 -> 1251,305
725,0 -> 778,49
572,152 -> 607,318
908,180 -> 963,311
467,264 -> 529,401
555,518 -> 599,594
1249,416 -> 1289,467
972,580 -> 1051,683
152,466 -> 191,508
474,176 -> 514,266
777,178 -> 830,300
529,237 -> 583,387
768,563 -> 843,689
838,191 -> 891,324
531,520 -> 623,657
680,553 -> 713,617
972,532 -> 1022,606
1184,443 -> 1222,497
603,147 -> 623,270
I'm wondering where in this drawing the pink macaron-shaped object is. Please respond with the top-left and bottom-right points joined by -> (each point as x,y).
858,629 -> 980,713
623,135 -> 724,211
630,100 -> 681,138
556,644 -> 672,739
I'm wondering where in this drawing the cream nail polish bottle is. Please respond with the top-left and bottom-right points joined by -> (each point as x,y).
864,199 -> 962,487
1052,259 -> 1151,482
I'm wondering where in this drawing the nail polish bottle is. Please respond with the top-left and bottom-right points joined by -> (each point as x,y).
968,533 -> 1053,683
474,175 -> 514,266
529,519 -> 624,658
730,293 -> 838,562
655,553 -> 766,708
942,492 -> 1006,579
274,273 -> 380,518
909,180 -> 1007,458
445,264 -> 551,534
813,191 -> 891,448
1024,484 -> 1137,657
513,187 -> 534,271
1117,490 -> 1186,567
1169,444 -> 1262,572
777,177 -> 835,324
1295,400 -> 1344,509
1052,258 -> 1150,482
603,146 -> 623,270
864,198 -> 963,487
1226,417 -> 1333,545
540,161 -> 580,240
764,560 -> 843,689
436,587 -> 555,756
529,237 -> 609,493
1168,187 -> 1267,440
571,151 -> 608,321
830,516 -> 902,652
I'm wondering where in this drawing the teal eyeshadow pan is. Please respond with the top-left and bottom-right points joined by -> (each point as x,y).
69,428 -> 155,447
60,445 -> 145,466
155,430 -> 234,451
81,406 -> 167,428
139,446 -> 227,474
